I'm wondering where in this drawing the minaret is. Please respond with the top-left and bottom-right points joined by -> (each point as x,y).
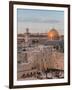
25,28 -> 30,47
26,28 -> 29,34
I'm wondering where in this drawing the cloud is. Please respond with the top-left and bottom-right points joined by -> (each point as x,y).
18,17 -> 61,23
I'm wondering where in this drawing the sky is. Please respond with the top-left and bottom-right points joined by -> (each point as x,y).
17,9 -> 64,35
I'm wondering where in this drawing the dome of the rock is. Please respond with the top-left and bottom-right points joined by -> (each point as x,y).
48,28 -> 59,40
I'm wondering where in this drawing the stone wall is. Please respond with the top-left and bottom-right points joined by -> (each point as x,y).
17,46 -> 64,80
47,51 -> 64,70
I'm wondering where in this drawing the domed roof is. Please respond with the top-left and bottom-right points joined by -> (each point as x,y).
48,28 -> 59,40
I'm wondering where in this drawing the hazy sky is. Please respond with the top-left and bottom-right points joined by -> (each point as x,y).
17,9 -> 64,35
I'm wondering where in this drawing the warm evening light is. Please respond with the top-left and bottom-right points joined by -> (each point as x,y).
48,28 -> 59,40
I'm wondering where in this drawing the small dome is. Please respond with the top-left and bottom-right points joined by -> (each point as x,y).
48,28 -> 59,40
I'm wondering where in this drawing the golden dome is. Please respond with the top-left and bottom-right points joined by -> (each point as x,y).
48,28 -> 59,40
